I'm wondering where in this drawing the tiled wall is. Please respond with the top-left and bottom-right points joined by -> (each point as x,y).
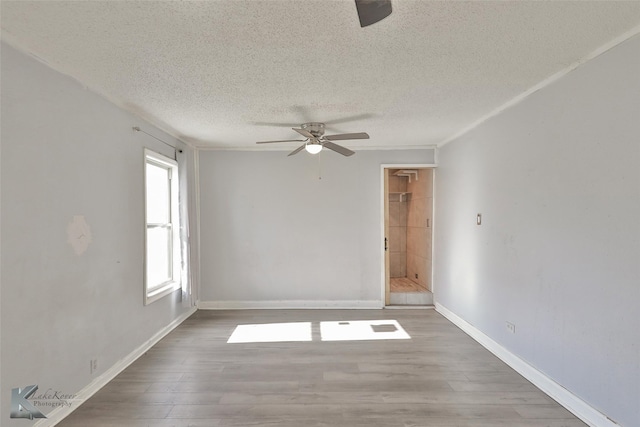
388,175 -> 407,278
406,169 -> 433,290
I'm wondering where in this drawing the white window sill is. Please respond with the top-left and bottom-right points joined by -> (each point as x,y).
145,281 -> 181,305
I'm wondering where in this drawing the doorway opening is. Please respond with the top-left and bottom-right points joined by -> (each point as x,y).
383,166 -> 434,306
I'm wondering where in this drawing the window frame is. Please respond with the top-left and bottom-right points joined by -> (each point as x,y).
144,149 -> 181,305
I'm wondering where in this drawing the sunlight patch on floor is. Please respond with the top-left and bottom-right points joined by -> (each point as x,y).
320,319 -> 410,341
227,322 -> 312,343
227,320 -> 410,344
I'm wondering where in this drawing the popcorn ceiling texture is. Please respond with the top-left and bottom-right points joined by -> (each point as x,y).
2,1 -> 639,149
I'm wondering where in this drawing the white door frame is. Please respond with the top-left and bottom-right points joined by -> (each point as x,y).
380,163 -> 437,306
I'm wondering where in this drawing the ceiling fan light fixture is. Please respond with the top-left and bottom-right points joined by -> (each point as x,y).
305,142 -> 323,154
256,122 -> 360,157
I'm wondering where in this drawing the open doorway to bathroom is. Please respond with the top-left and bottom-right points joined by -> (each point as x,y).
383,166 -> 434,306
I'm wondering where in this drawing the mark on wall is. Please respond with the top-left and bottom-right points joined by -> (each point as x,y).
67,215 -> 92,255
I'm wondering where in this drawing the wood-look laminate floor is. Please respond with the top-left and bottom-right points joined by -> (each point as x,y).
59,310 -> 586,427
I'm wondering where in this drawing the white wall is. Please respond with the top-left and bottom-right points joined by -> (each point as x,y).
0,43 -> 195,424
434,35 -> 640,427
199,149 -> 434,307
0,43 -> 3,425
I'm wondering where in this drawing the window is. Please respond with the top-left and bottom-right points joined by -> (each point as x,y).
144,149 -> 180,304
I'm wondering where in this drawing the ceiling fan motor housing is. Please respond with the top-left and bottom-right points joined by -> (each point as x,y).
301,122 -> 325,138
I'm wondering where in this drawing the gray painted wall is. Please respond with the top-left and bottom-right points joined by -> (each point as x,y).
434,35 -> 640,427
0,43 -> 194,424
199,149 -> 434,305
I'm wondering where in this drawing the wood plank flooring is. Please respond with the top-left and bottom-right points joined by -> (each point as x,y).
58,310 -> 586,427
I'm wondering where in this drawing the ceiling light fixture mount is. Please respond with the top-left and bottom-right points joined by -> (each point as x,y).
300,122 -> 326,138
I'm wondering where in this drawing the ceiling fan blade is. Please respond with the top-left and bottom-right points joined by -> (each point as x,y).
287,144 -> 306,157
256,139 -> 305,144
324,132 -> 369,141
292,128 -> 314,139
355,0 -> 392,27
323,141 -> 355,157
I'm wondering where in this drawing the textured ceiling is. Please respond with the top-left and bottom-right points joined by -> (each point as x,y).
2,1 -> 640,150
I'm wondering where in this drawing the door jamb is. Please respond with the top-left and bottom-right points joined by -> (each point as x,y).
380,163 -> 437,306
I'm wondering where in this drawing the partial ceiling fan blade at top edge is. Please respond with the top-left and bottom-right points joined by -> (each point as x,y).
323,141 -> 355,157
356,0 -> 392,28
288,144 -> 306,157
324,132 -> 370,141
292,128 -> 314,139
256,139 -> 306,144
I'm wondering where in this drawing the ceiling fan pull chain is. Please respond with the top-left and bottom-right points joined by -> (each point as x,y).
318,151 -> 322,180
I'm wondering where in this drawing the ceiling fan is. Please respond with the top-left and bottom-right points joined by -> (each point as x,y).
355,0 -> 392,27
256,122 -> 369,157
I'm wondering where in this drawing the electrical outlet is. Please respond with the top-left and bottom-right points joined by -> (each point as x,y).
415,273 -> 418,279
90,358 -> 98,375
506,322 -> 516,334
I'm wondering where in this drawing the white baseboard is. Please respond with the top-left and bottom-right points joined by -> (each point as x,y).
198,300 -> 383,309
36,306 -> 197,427
435,303 -> 618,427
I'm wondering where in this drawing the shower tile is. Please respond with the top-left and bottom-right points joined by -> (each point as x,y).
389,227 -> 401,253
389,292 -> 407,305
414,227 -> 430,259
389,202 -> 399,227
406,253 -> 416,282
424,258 -> 432,291
407,169 -> 432,197
406,174 -> 420,195
399,202 -> 407,226
389,175 -> 407,193
390,253 -> 403,278
407,254 -> 428,289
406,227 -> 419,255
405,228 -> 413,255
408,198 -> 427,228
399,253 -> 406,277
415,256 -> 428,289
405,291 -> 433,305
